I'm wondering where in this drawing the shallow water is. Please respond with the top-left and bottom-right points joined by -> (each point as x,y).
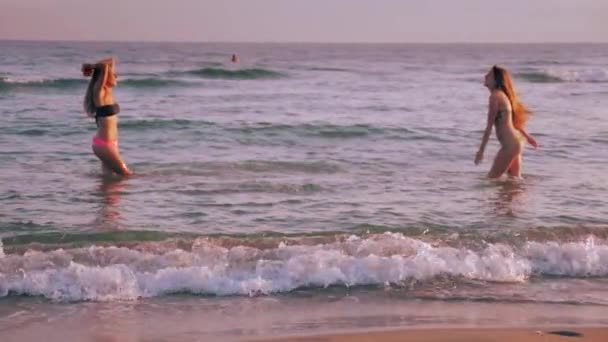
1,42 -> 608,322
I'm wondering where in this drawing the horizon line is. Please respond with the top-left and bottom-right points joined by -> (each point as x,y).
1,38 -> 607,45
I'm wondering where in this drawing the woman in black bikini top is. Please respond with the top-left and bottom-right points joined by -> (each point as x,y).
82,58 -> 131,176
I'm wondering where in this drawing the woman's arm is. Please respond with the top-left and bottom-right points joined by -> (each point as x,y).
475,94 -> 498,165
517,127 -> 539,149
92,61 -> 111,106
92,64 -> 107,106
82,58 -> 113,78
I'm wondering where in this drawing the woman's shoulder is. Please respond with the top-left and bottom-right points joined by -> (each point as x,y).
490,90 -> 510,107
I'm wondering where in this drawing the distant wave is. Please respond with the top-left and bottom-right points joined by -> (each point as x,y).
119,78 -> 191,88
0,77 -> 191,92
183,67 -> 286,80
523,59 -> 571,66
119,118 -> 214,131
230,123 -> 417,140
306,67 -> 354,73
2,233 -> 608,301
517,68 -> 608,83
516,72 -> 565,83
0,77 -> 85,91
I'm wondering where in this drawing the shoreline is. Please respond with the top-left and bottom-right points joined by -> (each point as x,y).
2,296 -> 608,341
258,327 -> 608,342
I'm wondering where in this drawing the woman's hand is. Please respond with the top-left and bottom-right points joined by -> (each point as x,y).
96,57 -> 115,66
526,135 -> 539,149
474,150 -> 484,165
518,128 -> 539,149
81,63 -> 94,76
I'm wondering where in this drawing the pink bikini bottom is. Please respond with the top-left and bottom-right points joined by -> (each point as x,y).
92,135 -> 118,147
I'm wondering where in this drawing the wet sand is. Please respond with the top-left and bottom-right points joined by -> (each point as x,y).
2,295 -> 608,341
260,327 -> 608,342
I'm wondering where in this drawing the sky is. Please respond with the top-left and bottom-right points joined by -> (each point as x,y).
1,0 -> 607,43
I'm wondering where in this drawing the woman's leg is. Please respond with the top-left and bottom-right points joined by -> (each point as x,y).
507,141 -> 525,178
92,145 -> 131,176
488,147 -> 519,179
507,153 -> 522,178
101,161 -> 114,177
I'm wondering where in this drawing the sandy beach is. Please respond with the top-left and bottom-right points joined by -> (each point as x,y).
260,327 -> 608,342
2,296 -> 608,341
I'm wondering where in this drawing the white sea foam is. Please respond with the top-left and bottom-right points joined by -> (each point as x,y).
544,68 -> 608,83
1,234 -> 607,302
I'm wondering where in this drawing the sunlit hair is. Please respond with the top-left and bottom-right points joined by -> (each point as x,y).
492,65 -> 531,130
82,64 -> 101,116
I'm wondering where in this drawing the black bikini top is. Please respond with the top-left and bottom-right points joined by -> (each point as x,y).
95,104 -> 120,126
95,104 -> 120,118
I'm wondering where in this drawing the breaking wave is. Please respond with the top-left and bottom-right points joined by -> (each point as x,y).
1,233 -> 607,302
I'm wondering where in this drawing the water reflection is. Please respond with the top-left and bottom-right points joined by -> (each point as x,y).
93,177 -> 127,230
490,178 -> 527,217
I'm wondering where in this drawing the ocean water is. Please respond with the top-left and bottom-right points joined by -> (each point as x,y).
1,41 -> 608,339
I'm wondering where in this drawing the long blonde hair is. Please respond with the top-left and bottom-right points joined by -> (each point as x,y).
82,64 -> 101,116
492,65 -> 531,130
